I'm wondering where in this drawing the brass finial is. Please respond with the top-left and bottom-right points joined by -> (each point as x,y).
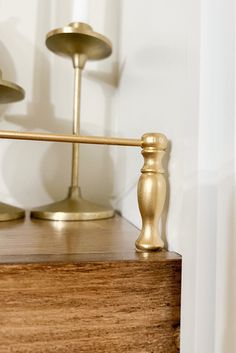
135,133 -> 168,251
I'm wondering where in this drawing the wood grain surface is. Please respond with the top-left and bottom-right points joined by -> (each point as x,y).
0,214 -> 180,263
0,261 -> 181,353
0,215 -> 181,352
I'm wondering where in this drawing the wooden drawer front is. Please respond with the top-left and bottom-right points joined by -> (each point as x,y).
0,261 -> 181,353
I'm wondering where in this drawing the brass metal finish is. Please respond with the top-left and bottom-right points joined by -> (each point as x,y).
135,133 -> 168,251
31,187 -> 114,221
0,72 -> 25,221
46,22 -> 112,62
0,71 -> 25,104
0,129 -> 141,147
31,22 -> 113,221
0,202 -> 25,221
0,129 -> 169,251
71,65 -> 82,188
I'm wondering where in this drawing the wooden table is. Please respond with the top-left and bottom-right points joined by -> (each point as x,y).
0,214 -> 181,353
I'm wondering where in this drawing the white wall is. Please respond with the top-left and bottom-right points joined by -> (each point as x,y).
115,2 -> 200,352
113,0 -> 200,254
116,0 -> 236,353
195,0 -> 235,352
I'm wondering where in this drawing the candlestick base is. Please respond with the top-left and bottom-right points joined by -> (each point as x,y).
30,187 -> 114,221
0,202 -> 25,221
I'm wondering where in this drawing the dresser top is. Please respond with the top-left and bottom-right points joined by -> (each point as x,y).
0,214 -> 180,264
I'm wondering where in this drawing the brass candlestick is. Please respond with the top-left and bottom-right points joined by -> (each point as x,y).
31,22 -> 114,221
0,71 -> 25,221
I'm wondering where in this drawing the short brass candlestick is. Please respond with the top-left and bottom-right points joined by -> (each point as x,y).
0,71 -> 25,221
31,22 -> 114,220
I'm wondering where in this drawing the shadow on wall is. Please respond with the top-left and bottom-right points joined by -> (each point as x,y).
90,0 -> 136,214
161,140 -> 171,248
1,0 -> 121,210
221,176 -> 236,353
79,0 -> 122,207
0,37 -> 17,119
1,1 -> 72,208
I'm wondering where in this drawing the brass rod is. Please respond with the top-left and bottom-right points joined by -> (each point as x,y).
0,130 -> 142,147
71,62 -> 82,188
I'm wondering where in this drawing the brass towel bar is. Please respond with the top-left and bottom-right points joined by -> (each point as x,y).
0,130 -> 141,147
0,129 -> 168,252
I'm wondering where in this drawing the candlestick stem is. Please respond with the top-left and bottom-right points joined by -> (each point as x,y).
71,58 -> 82,189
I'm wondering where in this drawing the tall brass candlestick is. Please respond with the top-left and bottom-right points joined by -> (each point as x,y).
31,23 -> 114,220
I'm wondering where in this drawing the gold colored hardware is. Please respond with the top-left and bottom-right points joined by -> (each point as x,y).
31,188 -> 114,221
71,61 -> 81,189
0,202 -> 25,221
0,71 -> 25,103
0,129 -> 168,251
31,22 -> 113,221
135,133 -> 168,251
45,22 -> 112,62
0,71 -> 25,221
0,130 -> 141,147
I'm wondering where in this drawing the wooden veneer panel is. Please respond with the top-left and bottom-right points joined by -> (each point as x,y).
0,215 -> 181,353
